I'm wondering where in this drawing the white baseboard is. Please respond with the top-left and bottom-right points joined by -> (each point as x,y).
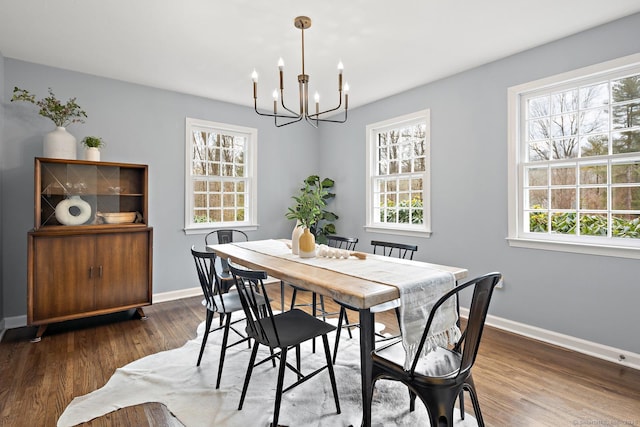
152,287 -> 202,303
460,307 -> 640,371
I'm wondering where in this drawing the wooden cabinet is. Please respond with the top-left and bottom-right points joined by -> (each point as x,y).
27,158 -> 153,341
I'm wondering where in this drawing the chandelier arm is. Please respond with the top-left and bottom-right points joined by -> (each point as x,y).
309,95 -> 344,118
254,103 -> 300,120
303,114 -> 319,128
275,115 -> 305,127
312,109 -> 348,124
279,89 -> 300,116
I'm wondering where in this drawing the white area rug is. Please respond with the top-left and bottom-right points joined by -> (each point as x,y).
58,319 -> 477,427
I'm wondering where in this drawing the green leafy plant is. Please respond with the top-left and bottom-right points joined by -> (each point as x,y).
286,175 -> 338,244
10,86 -> 87,128
81,136 -> 104,148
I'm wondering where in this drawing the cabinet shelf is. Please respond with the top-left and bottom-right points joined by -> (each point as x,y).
35,157 -> 148,229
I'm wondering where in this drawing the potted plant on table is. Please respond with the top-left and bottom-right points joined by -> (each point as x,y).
81,136 -> 105,161
11,86 -> 87,160
286,178 -> 328,258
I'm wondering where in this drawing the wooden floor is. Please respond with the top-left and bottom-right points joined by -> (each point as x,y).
1,284 -> 639,427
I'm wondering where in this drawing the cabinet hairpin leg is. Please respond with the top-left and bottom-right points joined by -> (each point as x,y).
30,325 -> 48,343
136,307 -> 148,320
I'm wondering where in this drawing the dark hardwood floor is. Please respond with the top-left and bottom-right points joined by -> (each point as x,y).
1,283 -> 639,426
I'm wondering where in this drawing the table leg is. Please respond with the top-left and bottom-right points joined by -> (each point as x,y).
359,308 -> 374,427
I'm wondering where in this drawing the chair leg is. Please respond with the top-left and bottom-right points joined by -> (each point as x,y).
296,344 -> 302,380
215,312 -> 233,389
272,347 -> 289,427
464,377 -> 485,427
197,310 -> 214,366
458,390 -> 465,420
344,310 -> 353,339
322,334 -> 341,414
333,306 -> 345,364
238,342 -> 260,411
311,293 -> 317,353
319,295 -> 327,321
290,288 -> 298,310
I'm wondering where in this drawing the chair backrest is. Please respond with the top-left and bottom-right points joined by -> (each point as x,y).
410,272 -> 502,376
228,262 -> 281,347
326,235 -> 358,251
371,240 -> 418,260
191,246 -> 228,312
205,229 -> 249,245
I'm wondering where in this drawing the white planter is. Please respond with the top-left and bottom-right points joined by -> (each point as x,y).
84,147 -> 101,161
43,126 -> 77,160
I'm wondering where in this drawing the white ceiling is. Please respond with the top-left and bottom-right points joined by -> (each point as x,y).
2,0 -> 640,112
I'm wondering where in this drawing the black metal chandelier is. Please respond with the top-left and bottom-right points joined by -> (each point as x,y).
251,16 -> 349,128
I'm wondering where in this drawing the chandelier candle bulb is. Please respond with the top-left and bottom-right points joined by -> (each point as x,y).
272,90 -> 278,113
252,70 -> 258,99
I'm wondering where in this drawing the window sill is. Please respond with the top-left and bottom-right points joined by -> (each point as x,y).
506,236 -> 640,259
364,225 -> 431,238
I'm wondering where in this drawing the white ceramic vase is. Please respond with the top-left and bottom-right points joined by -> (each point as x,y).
291,221 -> 304,255
84,147 -> 100,161
55,195 -> 92,225
43,126 -> 77,160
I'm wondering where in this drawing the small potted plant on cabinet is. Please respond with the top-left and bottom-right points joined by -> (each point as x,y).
81,136 -> 104,161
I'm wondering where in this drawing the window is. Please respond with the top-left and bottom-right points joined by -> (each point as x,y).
365,110 -> 431,236
508,54 -> 640,258
184,118 -> 257,233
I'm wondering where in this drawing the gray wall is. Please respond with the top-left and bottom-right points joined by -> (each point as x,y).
2,13 -> 639,356
2,60 -> 319,319
320,13 -> 640,354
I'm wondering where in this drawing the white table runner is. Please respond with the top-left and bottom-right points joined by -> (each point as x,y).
230,239 -> 460,369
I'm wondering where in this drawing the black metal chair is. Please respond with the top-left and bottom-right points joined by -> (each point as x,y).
205,229 -> 249,294
332,240 -> 417,363
371,240 -> 418,259
191,246 -> 264,389
364,272 -> 502,427
229,261 -> 341,427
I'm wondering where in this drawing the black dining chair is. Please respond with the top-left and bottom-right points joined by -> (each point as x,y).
364,272 -> 502,427
205,229 -> 249,294
332,240 -> 417,363
229,261 -> 341,427
191,246 -> 265,389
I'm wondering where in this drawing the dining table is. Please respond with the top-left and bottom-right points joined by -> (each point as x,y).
208,238 -> 468,427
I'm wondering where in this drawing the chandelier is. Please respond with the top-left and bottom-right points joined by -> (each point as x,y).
251,16 -> 349,128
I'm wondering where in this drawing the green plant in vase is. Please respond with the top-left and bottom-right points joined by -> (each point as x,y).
286,178 -> 328,257
11,86 -> 88,159
81,136 -> 104,148
81,136 -> 104,161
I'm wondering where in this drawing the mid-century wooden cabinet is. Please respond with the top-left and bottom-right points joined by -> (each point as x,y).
27,158 -> 153,341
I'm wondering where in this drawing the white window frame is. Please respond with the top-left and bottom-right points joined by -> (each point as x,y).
184,118 -> 258,234
365,109 -> 431,237
507,53 -> 640,259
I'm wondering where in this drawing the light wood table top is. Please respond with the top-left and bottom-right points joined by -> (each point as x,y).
209,239 -> 468,309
